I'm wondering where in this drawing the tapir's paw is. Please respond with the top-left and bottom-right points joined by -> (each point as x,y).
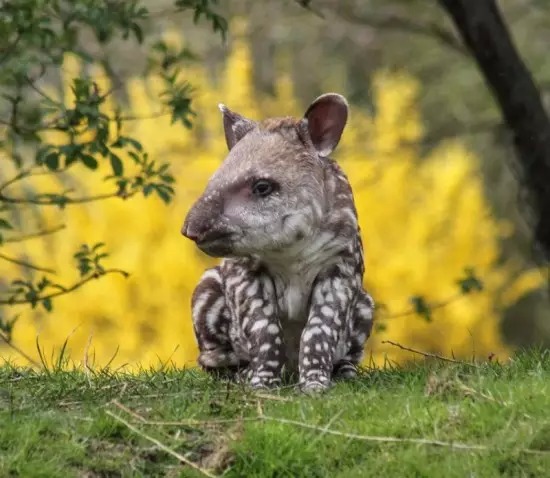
299,372 -> 332,395
333,362 -> 358,380
237,367 -> 282,390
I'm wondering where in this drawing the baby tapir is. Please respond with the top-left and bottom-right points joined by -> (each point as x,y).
181,93 -> 375,393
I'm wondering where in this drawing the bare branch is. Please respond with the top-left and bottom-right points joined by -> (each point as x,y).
0,31 -> 22,64
315,2 -> 468,56
0,189 -> 135,207
4,224 -> 66,243
0,331 -> 42,369
0,252 -> 56,274
293,0 -> 325,19
0,167 -> 43,194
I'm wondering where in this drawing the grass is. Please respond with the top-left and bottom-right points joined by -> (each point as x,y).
1,348 -> 550,477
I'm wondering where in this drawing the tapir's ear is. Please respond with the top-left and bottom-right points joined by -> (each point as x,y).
218,104 -> 256,150
303,93 -> 348,157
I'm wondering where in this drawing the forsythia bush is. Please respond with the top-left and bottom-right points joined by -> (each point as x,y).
0,24 -> 543,370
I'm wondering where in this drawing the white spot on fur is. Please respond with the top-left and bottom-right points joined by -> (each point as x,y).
246,281 -> 259,297
309,316 -> 322,325
249,298 -> 264,312
321,324 -> 332,336
250,319 -> 268,333
259,343 -> 271,353
302,326 -> 322,342
320,306 -> 334,317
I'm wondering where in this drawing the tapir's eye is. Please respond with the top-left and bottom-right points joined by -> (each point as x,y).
251,179 -> 277,197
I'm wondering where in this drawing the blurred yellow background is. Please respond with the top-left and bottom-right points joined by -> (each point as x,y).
0,23 -> 544,371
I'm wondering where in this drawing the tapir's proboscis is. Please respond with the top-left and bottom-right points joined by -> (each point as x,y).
182,93 -> 375,393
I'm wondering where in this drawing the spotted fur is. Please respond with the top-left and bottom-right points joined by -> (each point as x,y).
182,93 -> 375,393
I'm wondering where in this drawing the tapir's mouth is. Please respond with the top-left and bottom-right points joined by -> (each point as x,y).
195,232 -> 236,257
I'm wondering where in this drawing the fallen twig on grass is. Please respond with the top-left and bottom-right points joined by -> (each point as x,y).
107,400 -> 549,457
110,399 -> 262,427
381,340 -> 478,368
259,415 -> 550,455
253,392 -> 292,402
105,410 -> 219,478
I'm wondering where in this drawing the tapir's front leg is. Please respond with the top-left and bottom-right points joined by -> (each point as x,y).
225,266 -> 285,389
299,264 -> 356,393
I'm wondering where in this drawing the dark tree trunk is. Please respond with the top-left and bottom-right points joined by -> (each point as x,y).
438,0 -> 550,260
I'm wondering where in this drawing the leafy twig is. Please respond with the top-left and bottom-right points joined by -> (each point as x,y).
378,293 -> 463,320
111,399 -> 261,427
0,268 -> 128,306
376,269 -> 484,322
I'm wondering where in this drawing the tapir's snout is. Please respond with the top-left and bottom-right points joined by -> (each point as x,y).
181,196 -> 236,257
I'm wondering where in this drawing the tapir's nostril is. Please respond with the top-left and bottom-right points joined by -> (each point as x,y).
181,223 -> 199,241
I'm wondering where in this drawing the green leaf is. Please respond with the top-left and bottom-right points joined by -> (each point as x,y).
457,268 -> 484,294
410,295 -> 432,322
42,298 -> 53,312
160,174 -> 175,184
143,184 -> 154,197
92,242 -> 106,252
131,23 -> 143,43
109,153 -> 124,176
155,186 -> 172,204
81,154 -> 99,170
44,152 -> 59,171
0,218 -> 13,230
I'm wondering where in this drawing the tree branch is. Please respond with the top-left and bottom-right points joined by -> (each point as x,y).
313,1 -> 468,56
438,0 -> 550,261
4,224 -> 66,243
0,189 -> 134,207
0,268 -> 129,306
0,330 -> 42,369
377,293 -> 464,320
0,252 -> 56,274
